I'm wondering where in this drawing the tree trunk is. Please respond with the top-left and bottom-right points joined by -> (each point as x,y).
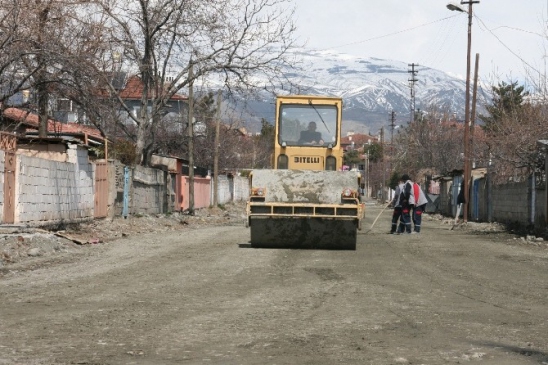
37,75 -> 48,138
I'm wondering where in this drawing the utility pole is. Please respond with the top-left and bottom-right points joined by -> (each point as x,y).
213,90 -> 222,206
363,145 -> 369,198
470,53 -> 480,170
187,64 -> 195,215
380,126 -> 385,203
462,1 -> 479,222
390,111 -> 396,142
447,0 -> 480,223
389,111 -> 396,178
408,63 -> 419,123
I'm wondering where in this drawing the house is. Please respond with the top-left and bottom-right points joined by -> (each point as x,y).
51,73 -> 188,136
0,74 -> 189,159
97,74 -> 188,130
341,132 -> 379,152
1,107 -> 106,158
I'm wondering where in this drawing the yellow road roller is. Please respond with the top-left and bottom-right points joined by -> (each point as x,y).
246,95 -> 364,250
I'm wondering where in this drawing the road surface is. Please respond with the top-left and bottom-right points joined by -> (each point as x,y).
1,203 -> 547,364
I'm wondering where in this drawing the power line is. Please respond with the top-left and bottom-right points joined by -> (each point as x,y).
417,16 -> 462,71
474,15 -> 542,76
488,25 -> 544,37
316,16 -> 458,52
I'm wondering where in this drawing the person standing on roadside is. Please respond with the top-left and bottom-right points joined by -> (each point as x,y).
398,174 -> 414,234
455,179 -> 465,223
412,182 -> 428,233
390,178 -> 405,234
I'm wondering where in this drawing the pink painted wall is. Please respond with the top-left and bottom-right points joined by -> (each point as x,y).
180,176 -> 211,211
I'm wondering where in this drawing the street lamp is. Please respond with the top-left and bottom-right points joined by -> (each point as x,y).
447,0 -> 479,222
446,2 -> 466,12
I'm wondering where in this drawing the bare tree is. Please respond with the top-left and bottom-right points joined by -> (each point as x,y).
91,0 -> 298,166
483,102 -> 547,182
393,106 -> 466,178
48,4 -> 114,130
0,0 -> 111,138
479,81 -> 547,183
393,79 -> 548,185
0,0 -> 39,109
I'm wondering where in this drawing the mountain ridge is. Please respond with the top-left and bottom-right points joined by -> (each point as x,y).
227,49 -> 486,135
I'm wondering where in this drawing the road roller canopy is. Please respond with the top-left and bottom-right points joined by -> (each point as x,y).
274,95 -> 344,170
277,96 -> 341,148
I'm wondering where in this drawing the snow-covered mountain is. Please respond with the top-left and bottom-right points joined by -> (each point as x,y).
230,49 -> 486,135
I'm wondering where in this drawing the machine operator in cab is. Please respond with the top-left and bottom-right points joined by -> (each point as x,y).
298,121 -> 324,145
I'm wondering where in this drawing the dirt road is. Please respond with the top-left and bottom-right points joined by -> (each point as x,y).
1,203 -> 548,365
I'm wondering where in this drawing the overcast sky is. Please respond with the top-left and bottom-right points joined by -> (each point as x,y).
293,0 -> 548,86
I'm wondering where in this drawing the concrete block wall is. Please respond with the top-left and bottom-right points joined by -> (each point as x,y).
233,175 -> 249,202
491,180 -> 529,223
110,163 -> 210,216
0,150 -> 4,222
16,153 -> 94,223
105,160 -> 119,218
476,177 -> 488,221
534,186 -> 546,229
212,175 -> 250,205
167,173 -> 177,213
131,165 -> 166,215
437,179 -> 453,217
217,176 -> 232,205
111,161 -> 128,216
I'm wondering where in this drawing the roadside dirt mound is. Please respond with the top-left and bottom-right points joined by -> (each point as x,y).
0,201 -> 247,272
65,201 -> 247,243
